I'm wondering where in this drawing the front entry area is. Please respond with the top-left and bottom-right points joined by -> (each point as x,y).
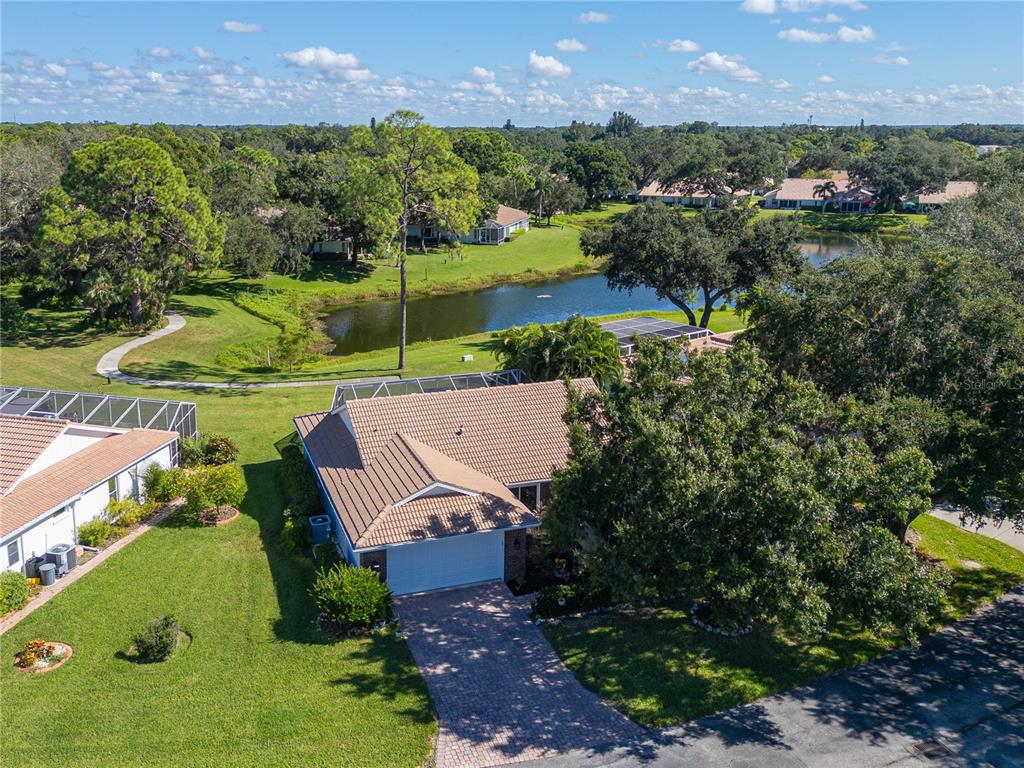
395,583 -> 644,767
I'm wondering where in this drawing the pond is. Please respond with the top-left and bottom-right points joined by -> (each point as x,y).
323,234 -> 858,356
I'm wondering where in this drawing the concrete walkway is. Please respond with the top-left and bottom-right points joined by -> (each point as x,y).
519,586 -> 1024,768
929,505 -> 1024,554
395,583 -> 644,768
0,500 -> 183,636
94,310 -> 399,391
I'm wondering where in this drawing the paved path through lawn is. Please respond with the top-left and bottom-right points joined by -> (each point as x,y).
929,505 -> 1024,554
394,583 -> 644,768
95,310 -> 399,390
518,586 -> 1024,768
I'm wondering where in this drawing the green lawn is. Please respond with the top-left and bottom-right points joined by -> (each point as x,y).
0,345 -> 436,766
543,516 -> 1024,728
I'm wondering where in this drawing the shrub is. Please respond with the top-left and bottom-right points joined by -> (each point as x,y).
19,639 -> 49,667
0,571 -> 30,615
1,297 -> 27,343
180,432 -> 239,467
77,519 -> 119,548
184,464 -> 247,518
311,564 -> 391,630
143,464 -> 188,502
281,510 -> 311,554
104,498 -> 152,528
531,582 -> 613,619
313,542 -> 342,569
131,616 -> 181,662
280,442 -> 323,517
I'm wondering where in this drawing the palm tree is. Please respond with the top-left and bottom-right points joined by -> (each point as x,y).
812,180 -> 838,212
495,314 -> 622,386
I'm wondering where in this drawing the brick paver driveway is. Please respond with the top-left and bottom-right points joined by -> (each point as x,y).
395,582 -> 644,768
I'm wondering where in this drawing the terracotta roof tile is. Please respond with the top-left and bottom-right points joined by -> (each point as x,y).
361,494 -> 537,548
488,204 -> 530,228
915,181 -> 978,205
0,415 -> 68,495
0,428 -> 178,537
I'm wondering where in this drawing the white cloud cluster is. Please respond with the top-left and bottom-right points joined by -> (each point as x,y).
781,0 -> 866,11
778,24 -> 874,43
280,46 -> 375,81
871,54 -> 909,65
471,66 -> 495,82
574,10 -> 611,23
687,51 -> 762,83
740,0 -> 777,13
555,38 -> 588,53
149,47 -> 172,59
221,20 -> 262,33
528,50 -> 572,79
815,74 -> 836,83
192,46 -> 215,60
666,39 -> 701,52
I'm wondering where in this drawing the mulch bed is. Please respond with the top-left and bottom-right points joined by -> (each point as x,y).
200,506 -> 240,526
13,642 -> 73,674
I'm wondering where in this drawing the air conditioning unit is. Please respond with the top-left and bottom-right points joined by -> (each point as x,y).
45,543 -> 77,576
309,515 -> 332,546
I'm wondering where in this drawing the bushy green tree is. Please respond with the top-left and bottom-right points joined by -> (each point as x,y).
850,134 -> 963,211
35,136 -> 222,327
558,141 -> 630,206
584,203 -> 803,327
546,339 -> 942,640
494,314 -> 622,386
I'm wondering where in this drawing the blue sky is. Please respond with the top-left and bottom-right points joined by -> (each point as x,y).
2,1 -> 1022,125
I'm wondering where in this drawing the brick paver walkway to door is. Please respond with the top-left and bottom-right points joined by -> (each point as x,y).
395,583 -> 644,768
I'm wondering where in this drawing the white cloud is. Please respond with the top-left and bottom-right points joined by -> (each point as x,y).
252,76 -> 266,88
221,20 -> 262,33
687,51 -> 762,82
208,73 -> 227,86
280,46 -> 374,80
837,25 -> 875,43
192,46 -> 215,60
817,13 -> 845,22
471,65 -> 495,82
781,0 -> 866,11
740,0 -> 777,13
667,39 -> 701,52
815,73 -> 836,83
44,62 -> 67,77
528,50 -> 572,79
769,78 -> 793,91
778,28 -> 832,42
149,47 -> 172,59
878,41 -> 906,52
574,10 -> 611,23
871,54 -> 909,65
555,38 -> 588,53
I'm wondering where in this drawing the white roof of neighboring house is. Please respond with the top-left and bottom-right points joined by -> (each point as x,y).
636,180 -> 749,198
766,177 -> 867,201
913,181 -> 979,205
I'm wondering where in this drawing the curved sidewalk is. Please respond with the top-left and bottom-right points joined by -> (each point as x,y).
96,311 -> 398,391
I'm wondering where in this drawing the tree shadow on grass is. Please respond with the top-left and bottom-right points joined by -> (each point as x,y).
328,632 -> 437,724
295,260 -> 375,286
241,458 -> 332,646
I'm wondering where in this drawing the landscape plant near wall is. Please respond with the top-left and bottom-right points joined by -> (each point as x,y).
0,571 -> 30,615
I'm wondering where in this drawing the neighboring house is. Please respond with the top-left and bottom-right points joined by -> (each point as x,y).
293,377 -> 594,595
407,205 -> 531,246
0,415 -> 178,573
633,180 -> 748,208
976,144 -> 1010,157
762,177 -> 874,213
902,181 -> 979,213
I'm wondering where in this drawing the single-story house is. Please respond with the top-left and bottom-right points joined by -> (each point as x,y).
0,415 -> 178,573
633,180 -> 748,208
902,181 -> 979,213
407,205 -> 531,246
293,377 -> 594,595
762,177 -> 874,213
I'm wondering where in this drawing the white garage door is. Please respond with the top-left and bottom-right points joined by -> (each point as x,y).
387,532 -> 504,596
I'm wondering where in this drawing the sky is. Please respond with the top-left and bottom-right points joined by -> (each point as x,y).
2,1 -> 1022,126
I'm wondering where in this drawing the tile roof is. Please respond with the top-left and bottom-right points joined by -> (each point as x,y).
295,379 -> 593,548
344,378 -> 596,485
0,415 -> 68,495
636,180 -> 748,198
488,204 -> 530,228
915,181 -> 978,205
294,412 -> 543,548
767,177 -> 869,201
0,428 -> 178,538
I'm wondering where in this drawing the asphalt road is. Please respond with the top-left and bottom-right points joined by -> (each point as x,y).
517,587 -> 1024,768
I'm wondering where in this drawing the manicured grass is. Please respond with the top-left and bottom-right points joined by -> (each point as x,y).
543,516 -> 1024,728
912,515 -> 1024,619
0,365 -> 435,766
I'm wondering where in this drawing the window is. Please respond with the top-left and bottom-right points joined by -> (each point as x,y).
6,541 -> 19,567
107,476 -> 117,501
514,484 -> 539,511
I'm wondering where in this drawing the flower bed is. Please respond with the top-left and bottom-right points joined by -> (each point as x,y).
13,640 -> 73,674
199,506 -> 241,526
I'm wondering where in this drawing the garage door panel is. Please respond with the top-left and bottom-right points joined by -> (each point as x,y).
388,532 -> 504,596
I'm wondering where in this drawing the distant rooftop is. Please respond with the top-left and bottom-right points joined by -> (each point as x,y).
601,316 -> 713,355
